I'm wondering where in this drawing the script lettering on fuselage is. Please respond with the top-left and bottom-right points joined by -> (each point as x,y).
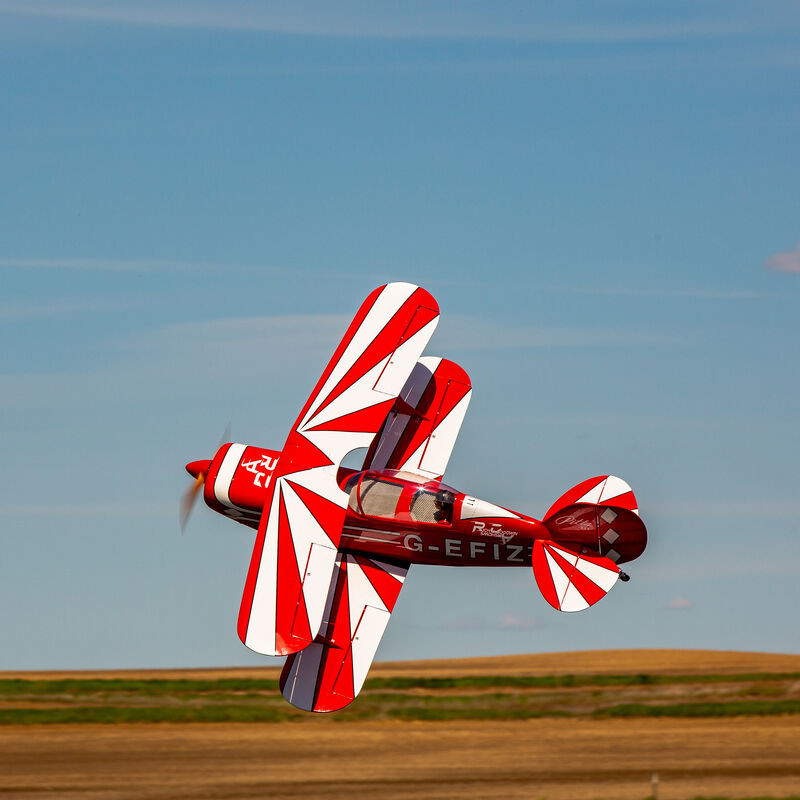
471,521 -> 516,544
241,454 -> 279,488
553,513 -> 595,531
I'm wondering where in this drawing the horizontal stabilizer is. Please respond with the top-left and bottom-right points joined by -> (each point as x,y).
532,540 -> 619,613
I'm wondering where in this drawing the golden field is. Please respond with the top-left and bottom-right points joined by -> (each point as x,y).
1,649 -> 799,800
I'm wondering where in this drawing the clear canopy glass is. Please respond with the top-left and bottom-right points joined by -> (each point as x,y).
345,469 -> 457,524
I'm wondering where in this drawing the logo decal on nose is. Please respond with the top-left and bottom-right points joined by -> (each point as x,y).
242,455 -> 279,487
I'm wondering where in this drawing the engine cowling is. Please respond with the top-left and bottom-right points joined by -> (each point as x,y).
203,443 -> 281,527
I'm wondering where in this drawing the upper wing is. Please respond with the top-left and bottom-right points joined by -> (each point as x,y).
238,283 -> 438,656
362,356 -> 471,480
280,553 -> 408,712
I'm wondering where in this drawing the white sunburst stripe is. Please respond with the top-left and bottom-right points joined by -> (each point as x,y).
280,478 -> 338,640
283,462 -> 350,510
281,478 -> 331,566
560,582 -> 590,612
571,552 -> 619,592
371,316 -> 439,397
301,354 -> 393,431
299,283 -> 418,430
304,312 -> 440,437
299,429 -> 378,467
399,389 -> 472,478
543,546 -> 572,609
598,476 -> 633,503
345,556 -> 386,626
344,556 -> 393,696
577,478 -> 606,505
307,317 -> 440,436
244,486 -> 282,655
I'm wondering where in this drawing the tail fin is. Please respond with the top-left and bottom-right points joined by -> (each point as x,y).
532,540 -> 619,612
543,475 -> 647,564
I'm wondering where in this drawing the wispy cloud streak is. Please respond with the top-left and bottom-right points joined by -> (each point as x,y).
0,1 -> 784,43
765,243 -> 800,273
439,315 -> 678,351
0,502 -> 172,518
665,597 -> 693,610
0,257 -> 210,272
555,286 -> 770,300
442,614 -> 540,631
0,297 -> 159,320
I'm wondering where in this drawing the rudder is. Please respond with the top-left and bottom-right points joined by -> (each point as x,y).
543,475 -> 647,564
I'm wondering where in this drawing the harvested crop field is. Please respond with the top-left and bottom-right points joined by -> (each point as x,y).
1,649 -> 799,799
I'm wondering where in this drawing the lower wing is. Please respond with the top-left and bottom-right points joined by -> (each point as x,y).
280,553 -> 408,712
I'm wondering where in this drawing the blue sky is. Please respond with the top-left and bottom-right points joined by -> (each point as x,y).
1,1 -> 798,670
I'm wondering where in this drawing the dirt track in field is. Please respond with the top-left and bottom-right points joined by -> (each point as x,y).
2,650 -> 799,800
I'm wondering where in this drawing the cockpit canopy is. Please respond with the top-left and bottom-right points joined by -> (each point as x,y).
343,469 -> 458,525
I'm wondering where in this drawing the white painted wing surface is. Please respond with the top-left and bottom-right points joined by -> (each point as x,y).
362,356 -> 471,480
238,284 -> 438,656
280,554 -> 409,712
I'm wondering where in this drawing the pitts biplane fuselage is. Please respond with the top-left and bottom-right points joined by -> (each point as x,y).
186,450 -> 644,570
183,282 -> 647,713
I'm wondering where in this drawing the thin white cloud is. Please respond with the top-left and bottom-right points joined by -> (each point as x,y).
0,257 -> 209,272
0,502 -> 172,518
0,311 -> 679,418
0,313 -> 350,416
765,243 -> 800,273
665,597 -> 693,610
556,286 -> 770,300
0,297 -> 156,320
647,499 -> 800,519
127,314 -> 349,363
439,315 -> 679,351
119,312 -> 676,367
442,613 -> 540,631
497,614 -> 540,630
441,614 -> 489,631
0,1 -> 784,43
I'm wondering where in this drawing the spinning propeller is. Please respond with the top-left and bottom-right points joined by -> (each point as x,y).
180,424 -> 229,532
180,460 -> 211,531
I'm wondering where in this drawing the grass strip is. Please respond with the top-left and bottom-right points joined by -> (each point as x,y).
0,705 -> 296,724
2,672 -> 798,697
4,698 -> 800,724
0,678 -> 280,696
365,672 -> 800,690
596,699 -> 800,718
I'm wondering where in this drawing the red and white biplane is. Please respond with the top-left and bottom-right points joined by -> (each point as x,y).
183,283 -> 647,712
